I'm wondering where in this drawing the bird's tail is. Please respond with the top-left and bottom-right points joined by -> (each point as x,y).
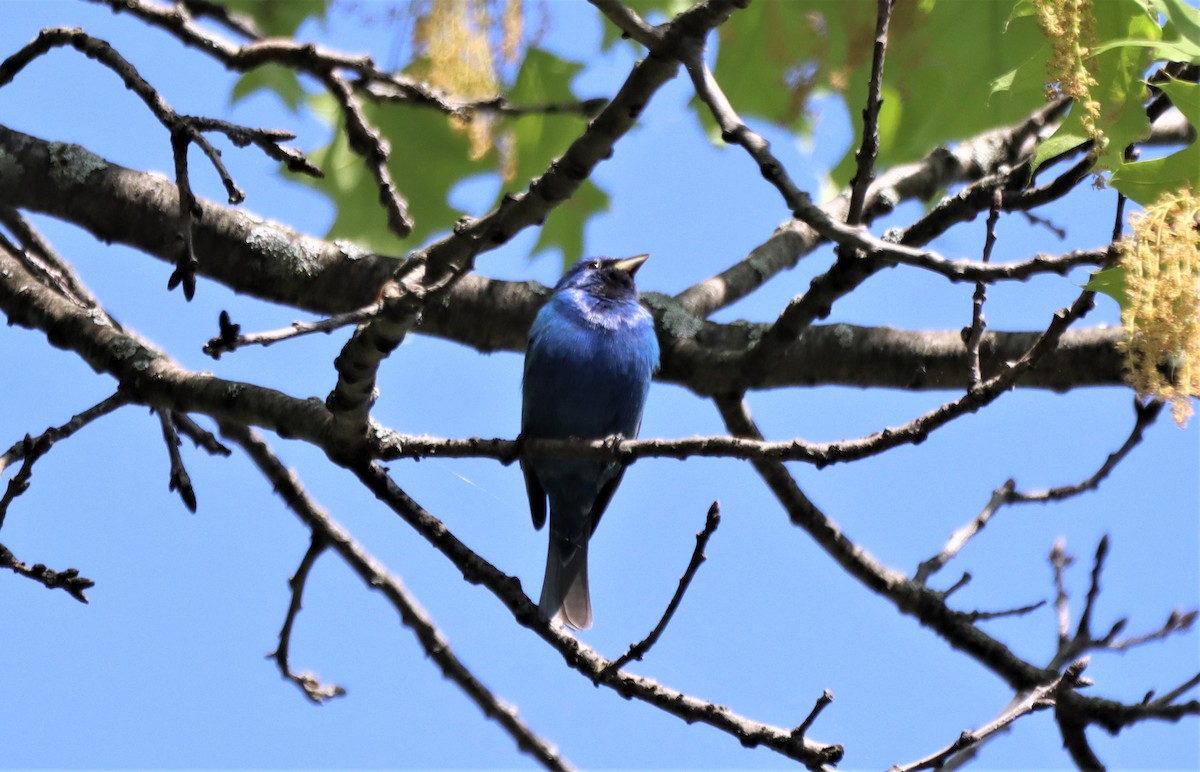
539,537 -> 591,630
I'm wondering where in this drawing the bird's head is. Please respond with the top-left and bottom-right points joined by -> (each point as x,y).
556,254 -> 648,301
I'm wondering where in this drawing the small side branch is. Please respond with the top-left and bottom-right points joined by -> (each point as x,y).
0,542 -> 95,602
0,391 -> 132,529
914,398 -> 1163,584
965,190 -> 1002,388
844,0 -> 895,226
157,409 -> 197,513
221,424 -> 572,771
1049,537 -> 1198,670
891,659 -> 1094,772
1006,398 -> 1164,505
321,71 -> 412,238
914,481 -> 1014,584
0,27 -> 319,299
602,501 -> 721,679
270,533 -> 346,704
204,303 -> 383,359
790,690 -> 835,741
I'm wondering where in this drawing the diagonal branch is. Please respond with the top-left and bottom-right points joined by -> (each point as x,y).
892,658 -> 1094,772
713,391 -> 1052,691
349,460 -> 843,767
914,398 -> 1164,584
602,501 -> 721,679
1,391 -> 133,529
270,532 -> 346,704
0,542 -> 96,603
322,0 -> 751,439
673,100 -> 1067,317
844,0 -> 895,227
221,423 -> 572,771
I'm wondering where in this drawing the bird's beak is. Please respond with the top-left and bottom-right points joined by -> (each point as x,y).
613,253 -> 649,276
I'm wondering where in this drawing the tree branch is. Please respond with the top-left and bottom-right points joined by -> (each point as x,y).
0,123 -> 1131,395
891,658 -> 1094,772
602,501 -> 721,678
221,423 -> 572,771
0,541 -> 96,603
321,0 -> 752,438
348,460 -> 844,767
270,532 -> 347,704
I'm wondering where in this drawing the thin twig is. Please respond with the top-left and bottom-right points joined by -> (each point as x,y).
890,658 -> 1093,772
965,189 -> 1002,388
914,398 -> 1164,585
1006,399 -> 1164,504
270,532 -> 346,704
960,600 -> 1048,623
0,542 -> 95,603
601,501 -> 721,679
221,423 -> 573,771
204,302 -> 383,359
1150,673 -> 1200,706
157,408 -> 197,513
170,413 -> 233,457
1076,535 -> 1110,645
588,0 -> 663,48
0,27 -> 318,300
1050,539 -> 1075,648
0,392 -> 133,528
845,0 -> 895,227
914,481 -> 1014,584
790,690 -> 835,740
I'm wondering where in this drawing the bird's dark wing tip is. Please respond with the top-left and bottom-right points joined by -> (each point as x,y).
521,459 -> 547,530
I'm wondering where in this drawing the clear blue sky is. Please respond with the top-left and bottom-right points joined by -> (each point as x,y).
1,1 -> 1196,769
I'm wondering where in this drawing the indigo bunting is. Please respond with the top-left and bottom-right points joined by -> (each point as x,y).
522,255 -> 660,630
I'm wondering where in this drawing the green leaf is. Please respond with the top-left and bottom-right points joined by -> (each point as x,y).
1084,265 -> 1129,309
1032,130 -> 1090,170
1153,0 -> 1200,61
1111,143 -> 1200,205
531,180 -> 609,273
219,0 -> 329,37
230,64 -> 306,112
1018,0 -> 1157,173
504,48 -> 608,267
296,47 -> 605,263
301,93 -> 488,254
1112,78 -> 1200,205
1156,76 -> 1200,129
709,1 -> 1052,185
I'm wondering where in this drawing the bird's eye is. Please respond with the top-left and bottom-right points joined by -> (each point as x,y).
588,260 -> 601,269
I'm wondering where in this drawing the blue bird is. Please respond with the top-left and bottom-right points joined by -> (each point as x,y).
522,255 -> 659,630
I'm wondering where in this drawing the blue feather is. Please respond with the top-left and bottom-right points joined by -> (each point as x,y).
521,255 -> 659,629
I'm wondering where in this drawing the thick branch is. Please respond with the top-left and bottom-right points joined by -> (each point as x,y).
321,0 -> 751,436
0,124 -> 1128,395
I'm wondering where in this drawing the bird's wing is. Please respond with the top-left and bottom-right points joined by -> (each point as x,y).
586,465 -> 626,538
522,456 -> 547,530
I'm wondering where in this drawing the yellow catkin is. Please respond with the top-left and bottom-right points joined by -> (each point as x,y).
1032,0 -> 1104,152
413,0 -> 504,160
501,0 -> 523,64
1121,189 -> 1200,426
